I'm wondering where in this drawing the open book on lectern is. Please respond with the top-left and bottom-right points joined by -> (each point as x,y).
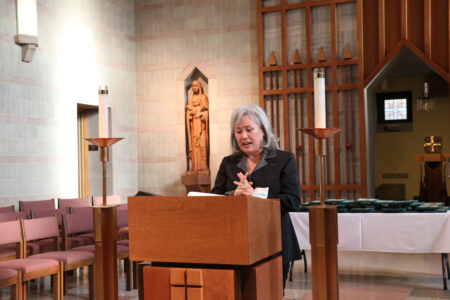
187,191 -> 224,197
188,187 -> 269,199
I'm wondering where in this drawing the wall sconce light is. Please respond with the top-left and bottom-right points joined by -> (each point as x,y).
15,0 -> 39,63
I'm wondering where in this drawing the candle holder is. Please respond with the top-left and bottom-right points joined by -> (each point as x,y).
85,137 -> 123,300
298,127 -> 341,300
85,137 -> 123,206
298,128 -> 341,206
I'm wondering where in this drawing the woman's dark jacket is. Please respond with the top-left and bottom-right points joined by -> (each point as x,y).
211,148 -> 301,263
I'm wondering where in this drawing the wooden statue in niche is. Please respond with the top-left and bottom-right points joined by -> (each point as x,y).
186,80 -> 209,171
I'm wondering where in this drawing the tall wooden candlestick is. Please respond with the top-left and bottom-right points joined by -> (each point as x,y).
299,128 -> 340,300
85,137 -> 123,300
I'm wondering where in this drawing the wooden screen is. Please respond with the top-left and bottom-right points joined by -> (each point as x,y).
363,0 -> 450,83
257,0 -> 366,201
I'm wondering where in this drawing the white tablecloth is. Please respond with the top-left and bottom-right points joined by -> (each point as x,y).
290,211 -> 450,253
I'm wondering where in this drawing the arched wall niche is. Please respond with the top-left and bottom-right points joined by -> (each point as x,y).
176,61 -> 220,188
365,46 -> 450,200
185,68 -> 208,104
184,67 -> 209,171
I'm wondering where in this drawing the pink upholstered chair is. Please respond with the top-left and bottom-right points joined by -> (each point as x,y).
93,194 -> 121,206
0,268 -> 20,300
0,205 -> 15,213
68,206 -> 95,242
61,207 -> 94,250
32,208 -> 65,226
71,242 -> 132,291
22,216 -> 94,297
0,220 -> 23,261
67,208 -> 132,291
58,197 -> 91,213
117,203 -> 128,210
62,208 -> 94,250
0,245 -> 18,263
0,211 -> 26,223
0,219 -> 61,299
0,212 -> 27,262
117,204 -> 128,241
24,211 -> 62,257
115,202 -> 137,289
116,207 -> 129,242
19,199 -> 55,218
27,209 -> 66,258
70,206 -> 93,215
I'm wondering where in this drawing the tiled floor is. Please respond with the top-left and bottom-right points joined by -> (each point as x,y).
0,264 -> 138,300
285,264 -> 450,300
1,262 -> 449,299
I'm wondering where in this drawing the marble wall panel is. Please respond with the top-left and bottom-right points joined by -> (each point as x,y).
135,0 -> 258,195
0,0 -> 137,206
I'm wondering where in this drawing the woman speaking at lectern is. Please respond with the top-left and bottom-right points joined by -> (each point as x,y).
211,104 -> 301,289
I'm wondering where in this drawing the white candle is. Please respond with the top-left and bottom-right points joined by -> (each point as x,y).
98,85 -> 109,138
314,68 -> 326,128
17,0 -> 38,36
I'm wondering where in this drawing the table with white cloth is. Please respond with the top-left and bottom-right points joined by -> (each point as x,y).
289,211 -> 450,289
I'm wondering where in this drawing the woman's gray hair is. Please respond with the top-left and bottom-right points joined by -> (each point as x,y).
230,104 -> 279,153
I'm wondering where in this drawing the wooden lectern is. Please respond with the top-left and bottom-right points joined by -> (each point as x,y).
128,196 -> 283,300
416,153 -> 450,204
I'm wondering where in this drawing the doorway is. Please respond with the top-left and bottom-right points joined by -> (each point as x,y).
77,104 -> 113,198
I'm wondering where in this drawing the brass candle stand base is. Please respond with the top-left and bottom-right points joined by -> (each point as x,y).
298,128 -> 340,300
85,137 -> 123,300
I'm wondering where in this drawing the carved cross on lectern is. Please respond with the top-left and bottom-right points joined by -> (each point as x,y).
424,136 -> 442,153
170,268 -> 203,300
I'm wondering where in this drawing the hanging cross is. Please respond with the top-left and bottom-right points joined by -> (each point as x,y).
424,136 -> 442,153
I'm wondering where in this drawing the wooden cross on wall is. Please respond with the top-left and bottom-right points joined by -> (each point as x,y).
424,136 -> 442,153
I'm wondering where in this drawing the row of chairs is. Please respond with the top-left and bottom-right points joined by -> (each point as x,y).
0,195 -> 122,222
22,196 -> 121,213
0,217 -> 92,299
0,195 -> 122,216
0,197 -> 124,229
0,198 -> 129,299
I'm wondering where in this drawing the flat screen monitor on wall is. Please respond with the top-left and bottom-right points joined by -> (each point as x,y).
376,91 -> 413,132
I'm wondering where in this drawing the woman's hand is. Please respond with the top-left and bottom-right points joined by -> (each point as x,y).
233,172 -> 254,196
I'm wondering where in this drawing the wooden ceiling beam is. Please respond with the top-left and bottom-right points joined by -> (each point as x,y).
401,0 -> 407,40
424,0 -> 432,59
378,0 -> 386,63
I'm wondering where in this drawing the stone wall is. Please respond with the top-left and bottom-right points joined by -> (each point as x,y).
0,0 -> 138,207
135,0 -> 259,195
0,0 -> 259,206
